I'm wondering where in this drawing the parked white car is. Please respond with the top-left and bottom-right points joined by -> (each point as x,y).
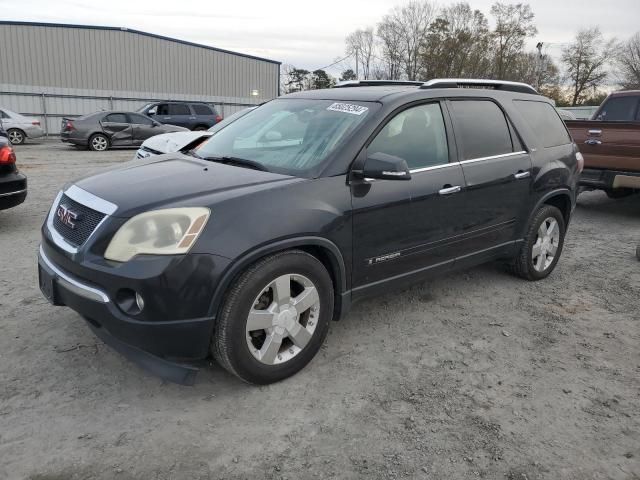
134,107 -> 256,159
0,108 -> 45,144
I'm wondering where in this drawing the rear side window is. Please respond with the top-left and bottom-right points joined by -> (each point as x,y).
596,96 -> 639,122
513,100 -> 571,148
168,104 -> 191,115
104,113 -> 128,123
192,104 -> 213,115
449,100 -> 514,160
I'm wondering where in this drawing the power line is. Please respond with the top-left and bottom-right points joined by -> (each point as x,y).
279,54 -> 354,75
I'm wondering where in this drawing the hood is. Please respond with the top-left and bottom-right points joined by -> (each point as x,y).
74,154 -> 301,217
143,131 -> 212,154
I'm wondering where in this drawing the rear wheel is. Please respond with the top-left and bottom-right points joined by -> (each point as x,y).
510,205 -> 566,281
212,250 -> 334,384
88,134 -> 109,151
7,129 -> 25,145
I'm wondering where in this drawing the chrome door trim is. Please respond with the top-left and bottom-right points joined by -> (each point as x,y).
458,151 -> 528,166
410,162 -> 461,174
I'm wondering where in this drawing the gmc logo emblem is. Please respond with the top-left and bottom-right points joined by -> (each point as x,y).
56,204 -> 80,229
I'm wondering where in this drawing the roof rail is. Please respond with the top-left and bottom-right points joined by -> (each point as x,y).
334,80 -> 424,88
421,78 -> 538,95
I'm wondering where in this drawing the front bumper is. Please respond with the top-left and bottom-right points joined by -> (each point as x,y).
580,168 -> 640,190
38,241 -> 231,384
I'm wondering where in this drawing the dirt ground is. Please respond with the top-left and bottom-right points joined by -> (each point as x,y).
1,140 -> 639,480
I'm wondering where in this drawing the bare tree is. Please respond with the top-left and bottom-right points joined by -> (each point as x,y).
562,27 -> 616,106
509,51 -> 559,89
387,1 -> 437,80
615,32 -> 640,89
346,28 -> 375,79
421,3 -> 492,79
490,2 -> 537,79
377,16 -> 405,80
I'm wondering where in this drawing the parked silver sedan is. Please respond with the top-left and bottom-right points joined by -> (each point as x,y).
0,107 -> 45,144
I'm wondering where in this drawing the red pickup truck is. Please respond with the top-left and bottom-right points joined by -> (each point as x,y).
565,91 -> 640,197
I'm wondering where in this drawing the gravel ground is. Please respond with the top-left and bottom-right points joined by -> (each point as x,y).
1,140 -> 639,480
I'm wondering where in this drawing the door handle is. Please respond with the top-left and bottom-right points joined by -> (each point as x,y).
438,185 -> 461,195
588,129 -> 602,136
514,171 -> 531,179
585,139 -> 602,145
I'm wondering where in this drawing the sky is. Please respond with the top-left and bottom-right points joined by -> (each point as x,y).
2,0 -> 639,77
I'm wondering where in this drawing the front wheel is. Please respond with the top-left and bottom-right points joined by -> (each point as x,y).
510,205 -> 566,281
212,250 -> 334,384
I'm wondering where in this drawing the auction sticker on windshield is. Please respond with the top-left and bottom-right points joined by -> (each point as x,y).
327,103 -> 369,115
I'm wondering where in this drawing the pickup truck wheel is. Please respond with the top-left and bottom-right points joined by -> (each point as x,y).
509,205 -> 566,281
605,188 -> 633,199
212,250 -> 334,384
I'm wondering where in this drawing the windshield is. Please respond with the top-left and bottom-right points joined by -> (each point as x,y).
194,98 -> 374,177
206,107 -> 256,133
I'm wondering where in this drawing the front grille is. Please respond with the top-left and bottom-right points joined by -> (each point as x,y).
52,194 -> 106,247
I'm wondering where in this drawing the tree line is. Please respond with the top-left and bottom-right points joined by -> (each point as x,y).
281,1 -> 640,106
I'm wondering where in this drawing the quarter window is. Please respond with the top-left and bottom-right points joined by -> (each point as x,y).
449,100 -> 514,160
192,104 -> 213,115
368,103 -> 449,170
513,100 -> 572,148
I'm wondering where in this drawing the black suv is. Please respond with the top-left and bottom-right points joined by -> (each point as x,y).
38,79 -> 581,385
137,101 -> 222,131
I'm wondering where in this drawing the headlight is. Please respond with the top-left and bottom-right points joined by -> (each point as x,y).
104,208 -> 210,262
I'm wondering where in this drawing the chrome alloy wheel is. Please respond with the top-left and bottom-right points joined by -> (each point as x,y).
8,129 -> 24,145
245,274 -> 320,365
532,217 -> 560,272
91,135 -> 108,151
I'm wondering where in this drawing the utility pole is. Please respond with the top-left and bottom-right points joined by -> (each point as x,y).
535,42 -> 544,90
355,48 -> 359,80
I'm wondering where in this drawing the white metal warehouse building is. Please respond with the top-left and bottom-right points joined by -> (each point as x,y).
0,21 -> 281,134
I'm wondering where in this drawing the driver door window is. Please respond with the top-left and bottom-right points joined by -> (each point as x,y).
368,103 -> 449,170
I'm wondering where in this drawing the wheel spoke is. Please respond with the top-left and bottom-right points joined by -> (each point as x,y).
538,220 -> 548,237
259,331 -> 283,364
291,286 -> 319,314
246,307 -> 276,331
272,274 -> 291,306
546,219 -> 556,237
548,242 -> 558,257
287,323 -> 312,349
531,240 -> 542,260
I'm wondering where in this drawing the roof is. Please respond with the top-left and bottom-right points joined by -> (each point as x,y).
285,85 -> 422,102
0,21 -> 281,65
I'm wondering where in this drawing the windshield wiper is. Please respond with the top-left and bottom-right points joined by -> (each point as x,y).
203,155 -> 270,172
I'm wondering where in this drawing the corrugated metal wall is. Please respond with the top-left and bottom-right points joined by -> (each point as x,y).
0,22 -> 280,134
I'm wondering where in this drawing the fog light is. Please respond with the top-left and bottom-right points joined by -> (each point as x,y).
115,288 -> 145,315
135,292 -> 145,311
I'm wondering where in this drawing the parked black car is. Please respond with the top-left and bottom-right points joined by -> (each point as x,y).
38,79 -> 581,385
0,136 -> 27,210
137,101 -> 222,131
60,111 -> 188,151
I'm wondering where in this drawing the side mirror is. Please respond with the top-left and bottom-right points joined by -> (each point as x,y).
359,152 -> 411,181
264,130 -> 282,142
148,108 -> 157,116
152,120 -> 160,127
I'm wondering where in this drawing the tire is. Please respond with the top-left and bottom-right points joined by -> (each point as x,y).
7,129 -> 25,145
509,205 -> 566,281
212,250 -> 334,384
636,244 -> 640,261
605,188 -> 634,199
88,133 -> 109,151
193,125 -> 208,131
